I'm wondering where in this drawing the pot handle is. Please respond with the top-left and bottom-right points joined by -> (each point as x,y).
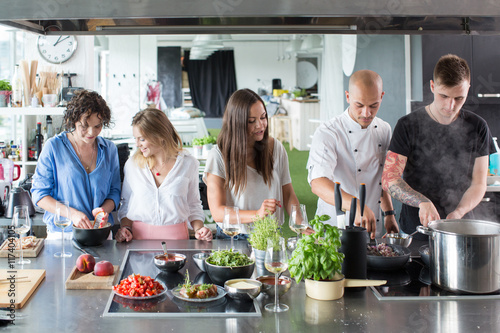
416,225 -> 432,236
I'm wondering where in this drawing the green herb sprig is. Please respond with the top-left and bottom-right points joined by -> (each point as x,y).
288,215 -> 344,283
0,79 -> 12,91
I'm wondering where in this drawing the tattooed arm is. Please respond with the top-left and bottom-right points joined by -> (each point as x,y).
381,151 -> 440,226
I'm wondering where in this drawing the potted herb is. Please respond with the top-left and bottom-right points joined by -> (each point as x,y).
288,215 -> 345,300
0,79 -> 12,107
201,135 -> 217,155
249,213 -> 282,276
192,137 -> 203,157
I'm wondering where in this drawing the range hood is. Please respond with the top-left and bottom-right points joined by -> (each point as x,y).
2,0 -> 500,35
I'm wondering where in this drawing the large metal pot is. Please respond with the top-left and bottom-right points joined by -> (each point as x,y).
417,219 -> 500,294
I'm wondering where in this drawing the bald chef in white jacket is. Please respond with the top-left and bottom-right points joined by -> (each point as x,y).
306,70 -> 398,239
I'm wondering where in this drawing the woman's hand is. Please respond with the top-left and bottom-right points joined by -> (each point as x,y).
195,226 -> 213,241
256,199 -> 281,218
92,207 -> 109,224
115,227 -> 133,243
71,209 -> 93,229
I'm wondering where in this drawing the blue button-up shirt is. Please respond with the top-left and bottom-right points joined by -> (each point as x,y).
31,132 -> 121,233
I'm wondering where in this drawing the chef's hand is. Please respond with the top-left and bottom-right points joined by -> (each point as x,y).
446,210 -> 463,220
354,205 -> 377,239
302,226 -> 315,235
195,226 -> 213,241
92,207 -> 109,224
383,215 -> 399,236
418,202 -> 440,226
115,227 -> 133,243
256,199 -> 281,218
71,209 -> 93,229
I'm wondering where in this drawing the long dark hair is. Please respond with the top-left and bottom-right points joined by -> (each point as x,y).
218,89 -> 273,195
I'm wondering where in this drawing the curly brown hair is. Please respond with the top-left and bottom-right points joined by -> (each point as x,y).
63,90 -> 112,131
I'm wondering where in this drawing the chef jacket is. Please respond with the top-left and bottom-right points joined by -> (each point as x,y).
307,109 -> 391,237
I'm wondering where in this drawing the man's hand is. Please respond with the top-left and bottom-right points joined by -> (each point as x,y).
418,202 -> 441,226
354,205 -> 377,239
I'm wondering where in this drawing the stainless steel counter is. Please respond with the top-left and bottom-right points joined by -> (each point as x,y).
3,239 -> 500,332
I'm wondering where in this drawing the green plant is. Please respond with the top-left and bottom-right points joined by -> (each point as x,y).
201,135 -> 217,145
288,215 -> 344,283
0,80 -> 12,91
192,138 -> 203,146
249,213 -> 282,251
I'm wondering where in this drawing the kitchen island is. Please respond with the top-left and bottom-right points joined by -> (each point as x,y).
3,239 -> 500,332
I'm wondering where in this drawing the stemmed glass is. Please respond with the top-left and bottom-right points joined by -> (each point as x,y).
223,206 -> 241,249
289,204 -> 308,239
11,205 -> 31,265
264,237 -> 289,312
54,201 -> 73,258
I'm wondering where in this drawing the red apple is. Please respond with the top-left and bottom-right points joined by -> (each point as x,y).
76,254 -> 96,273
94,260 -> 114,276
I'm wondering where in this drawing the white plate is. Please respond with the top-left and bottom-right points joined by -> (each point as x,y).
112,281 -> 167,300
171,285 -> 226,303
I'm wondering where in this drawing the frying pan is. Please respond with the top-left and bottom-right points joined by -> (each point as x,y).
305,275 -> 386,300
367,244 -> 411,270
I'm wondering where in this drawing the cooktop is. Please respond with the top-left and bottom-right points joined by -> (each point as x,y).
369,259 -> 500,301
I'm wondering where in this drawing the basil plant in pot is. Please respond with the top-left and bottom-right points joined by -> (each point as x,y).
288,215 -> 346,300
249,213 -> 282,276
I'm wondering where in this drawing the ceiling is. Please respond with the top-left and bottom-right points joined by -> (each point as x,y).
1,0 -> 500,35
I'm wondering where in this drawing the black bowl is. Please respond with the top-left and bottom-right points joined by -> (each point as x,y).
367,244 -> 411,270
153,253 -> 186,272
73,223 -> 111,246
205,261 -> 255,286
419,244 -> 431,266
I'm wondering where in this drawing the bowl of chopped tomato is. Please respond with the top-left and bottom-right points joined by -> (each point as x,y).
113,274 -> 166,299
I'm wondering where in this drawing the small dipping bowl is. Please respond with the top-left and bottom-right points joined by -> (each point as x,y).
192,252 -> 211,272
154,253 -> 186,272
224,278 -> 262,301
256,275 -> 292,297
385,233 -> 412,247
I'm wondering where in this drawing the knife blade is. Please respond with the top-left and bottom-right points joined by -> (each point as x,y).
72,238 -> 100,258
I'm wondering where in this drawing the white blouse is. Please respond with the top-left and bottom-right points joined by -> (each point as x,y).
118,151 -> 205,228
203,139 -> 292,234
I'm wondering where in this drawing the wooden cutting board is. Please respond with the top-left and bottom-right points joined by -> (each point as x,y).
0,269 -> 46,309
0,238 -> 45,258
65,265 -> 120,290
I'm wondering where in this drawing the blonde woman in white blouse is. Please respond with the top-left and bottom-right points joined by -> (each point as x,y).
115,108 -> 212,242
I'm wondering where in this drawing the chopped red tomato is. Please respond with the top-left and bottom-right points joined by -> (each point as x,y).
113,274 -> 164,297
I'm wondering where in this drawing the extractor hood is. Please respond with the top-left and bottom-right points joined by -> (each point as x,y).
1,0 -> 500,35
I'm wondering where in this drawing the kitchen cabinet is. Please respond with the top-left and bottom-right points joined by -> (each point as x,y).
0,107 -> 65,181
280,99 -> 320,151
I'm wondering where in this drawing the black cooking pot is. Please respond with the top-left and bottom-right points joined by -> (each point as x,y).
73,224 -> 111,246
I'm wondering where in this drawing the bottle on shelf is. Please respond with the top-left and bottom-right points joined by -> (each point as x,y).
35,122 -> 43,160
12,64 -> 22,107
46,115 -> 54,139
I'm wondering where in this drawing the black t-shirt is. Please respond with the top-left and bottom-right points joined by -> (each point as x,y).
389,108 -> 494,237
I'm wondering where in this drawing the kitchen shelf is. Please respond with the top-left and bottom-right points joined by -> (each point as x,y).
0,106 -> 66,181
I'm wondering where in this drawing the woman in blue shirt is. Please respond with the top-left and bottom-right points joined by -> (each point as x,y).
31,90 -> 121,237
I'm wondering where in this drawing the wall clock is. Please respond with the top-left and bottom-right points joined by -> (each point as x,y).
37,35 -> 78,64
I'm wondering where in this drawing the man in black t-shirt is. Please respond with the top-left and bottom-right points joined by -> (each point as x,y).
382,54 -> 494,238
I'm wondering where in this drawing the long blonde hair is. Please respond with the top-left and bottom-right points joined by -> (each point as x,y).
218,89 -> 273,195
132,108 -> 182,168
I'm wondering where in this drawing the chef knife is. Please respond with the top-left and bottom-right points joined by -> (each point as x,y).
72,238 -> 100,258
359,183 -> 366,219
349,197 -> 357,228
334,182 -> 343,216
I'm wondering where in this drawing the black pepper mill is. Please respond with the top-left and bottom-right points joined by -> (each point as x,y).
340,197 -> 367,282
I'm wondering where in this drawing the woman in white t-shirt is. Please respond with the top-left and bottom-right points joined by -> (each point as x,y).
115,108 -> 212,242
203,89 -> 300,238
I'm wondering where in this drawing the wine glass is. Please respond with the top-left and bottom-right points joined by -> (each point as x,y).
222,206 -> 241,249
11,205 -> 31,265
289,204 -> 308,239
54,201 -> 73,258
264,237 -> 289,312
